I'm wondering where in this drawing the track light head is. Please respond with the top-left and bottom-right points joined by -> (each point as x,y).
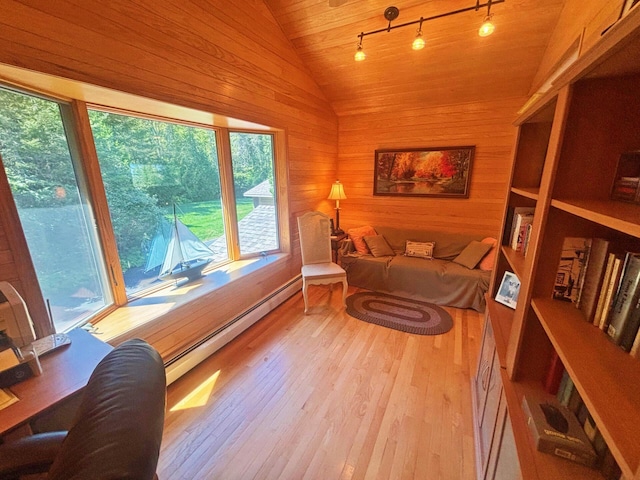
478,14 -> 495,37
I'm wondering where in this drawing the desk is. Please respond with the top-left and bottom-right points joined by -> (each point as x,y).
0,328 -> 112,436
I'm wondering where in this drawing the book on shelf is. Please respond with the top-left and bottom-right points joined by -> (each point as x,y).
611,151 -> 640,205
593,253 -> 617,326
606,252 -> 640,349
598,254 -> 626,332
599,448 -> 623,480
521,393 -> 597,468
505,206 -> 534,245
556,370 -> 573,406
630,327 -> 640,358
523,223 -> 534,256
576,238 -> 612,323
611,176 -> 640,203
583,413 -> 623,479
557,371 -> 623,478
553,237 -> 591,304
510,210 -> 534,251
617,294 -> 640,352
543,350 -> 565,395
556,369 -> 584,416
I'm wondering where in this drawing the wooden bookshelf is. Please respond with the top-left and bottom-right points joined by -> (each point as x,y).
475,7 -> 640,480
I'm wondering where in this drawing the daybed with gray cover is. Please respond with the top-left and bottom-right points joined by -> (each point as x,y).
339,225 -> 495,312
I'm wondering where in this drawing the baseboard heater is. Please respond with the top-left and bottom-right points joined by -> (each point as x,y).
164,276 -> 302,385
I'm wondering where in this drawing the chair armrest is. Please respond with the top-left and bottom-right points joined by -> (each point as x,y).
0,431 -> 67,478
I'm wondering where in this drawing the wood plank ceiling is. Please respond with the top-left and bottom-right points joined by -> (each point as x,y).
264,0 -> 565,115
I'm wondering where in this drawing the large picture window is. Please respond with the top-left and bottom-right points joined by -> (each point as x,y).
88,110 -> 226,294
0,84 -> 284,334
0,88 -> 111,332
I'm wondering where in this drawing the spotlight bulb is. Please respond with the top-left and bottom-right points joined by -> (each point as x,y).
412,31 -> 425,50
355,45 -> 366,61
478,16 -> 495,37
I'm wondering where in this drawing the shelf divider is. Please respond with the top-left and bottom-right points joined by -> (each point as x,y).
551,198 -> 640,238
511,187 -> 540,201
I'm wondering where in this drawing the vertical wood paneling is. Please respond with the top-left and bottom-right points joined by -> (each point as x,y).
530,0 -> 621,93
337,97 -> 525,238
0,0 -> 338,354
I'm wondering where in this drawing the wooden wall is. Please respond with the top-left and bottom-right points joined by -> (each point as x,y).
0,0 -> 337,358
337,97 -> 526,238
530,0 -> 622,93
335,0 -> 626,242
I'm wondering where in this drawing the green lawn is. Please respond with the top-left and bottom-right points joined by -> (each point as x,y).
165,199 -> 255,241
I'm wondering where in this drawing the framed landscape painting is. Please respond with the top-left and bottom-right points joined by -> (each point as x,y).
373,146 -> 474,197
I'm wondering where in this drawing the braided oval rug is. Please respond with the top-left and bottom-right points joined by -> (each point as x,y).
345,291 -> 453,335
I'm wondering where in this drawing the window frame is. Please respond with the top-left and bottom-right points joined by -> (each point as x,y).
227,129 -> 281,260
0,76 -> 290,335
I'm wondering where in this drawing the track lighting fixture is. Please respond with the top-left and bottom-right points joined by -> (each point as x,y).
354,33 -> 366,61
478,0 -> 496,37
412,19 -> 425,50
354,0 -> 504,61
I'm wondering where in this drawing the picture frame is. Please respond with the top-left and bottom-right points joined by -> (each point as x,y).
373,146 -> 474,197
495,271 -> 521,309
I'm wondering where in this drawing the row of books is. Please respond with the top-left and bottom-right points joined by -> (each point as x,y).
553,237 -> 640,357
540,353 -> 622,477
556,369 -> 622,479
506,206 -> 534,255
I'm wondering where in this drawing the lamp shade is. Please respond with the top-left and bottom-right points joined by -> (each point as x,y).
328,181 -> 347,200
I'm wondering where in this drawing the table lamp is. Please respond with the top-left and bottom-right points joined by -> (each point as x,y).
328,180 -> 346,235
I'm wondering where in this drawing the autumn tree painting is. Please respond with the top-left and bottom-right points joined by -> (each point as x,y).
374,146 -> 474,197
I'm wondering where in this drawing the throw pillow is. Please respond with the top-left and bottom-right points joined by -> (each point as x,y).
363,235 -> 395,257
478,237 -> 498,271
453,240 -> 493,269
405,240 -> 435,259
348,225 -> 377,254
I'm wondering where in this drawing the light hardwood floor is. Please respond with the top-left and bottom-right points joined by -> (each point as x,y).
158,286 -> 483,479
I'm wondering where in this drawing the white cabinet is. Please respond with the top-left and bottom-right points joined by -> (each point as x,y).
473,318 -> 519,480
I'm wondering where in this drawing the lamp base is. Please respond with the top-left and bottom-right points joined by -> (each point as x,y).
333,208 -> 344,236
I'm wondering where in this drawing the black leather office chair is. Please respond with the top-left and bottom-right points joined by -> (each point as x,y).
0,338 -> 166,480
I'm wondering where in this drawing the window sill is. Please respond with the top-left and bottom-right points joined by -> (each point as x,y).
90,253 -> 289,344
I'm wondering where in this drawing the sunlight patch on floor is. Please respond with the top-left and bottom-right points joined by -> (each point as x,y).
170,370 -> 220,411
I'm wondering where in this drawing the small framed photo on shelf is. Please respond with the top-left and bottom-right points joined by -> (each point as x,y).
611,151 -> 640,204
496,271 -> 521,309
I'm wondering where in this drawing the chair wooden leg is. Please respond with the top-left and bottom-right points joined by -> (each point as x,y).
341,279 -> 348,307
302,280 -> 309,314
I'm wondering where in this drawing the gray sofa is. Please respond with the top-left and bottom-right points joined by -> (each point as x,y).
339,226 -> 492,312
